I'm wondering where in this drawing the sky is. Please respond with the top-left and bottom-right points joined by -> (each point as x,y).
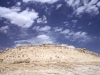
0,0 -> 100,54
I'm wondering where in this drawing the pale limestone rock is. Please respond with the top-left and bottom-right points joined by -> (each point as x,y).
0,44 -> 100,75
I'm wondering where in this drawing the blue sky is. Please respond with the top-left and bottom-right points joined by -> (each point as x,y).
0,0 -> 100,53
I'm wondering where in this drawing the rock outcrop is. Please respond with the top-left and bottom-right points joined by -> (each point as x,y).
0,44 -> 100,75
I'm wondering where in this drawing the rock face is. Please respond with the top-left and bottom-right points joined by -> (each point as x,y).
0,44 -> 100,75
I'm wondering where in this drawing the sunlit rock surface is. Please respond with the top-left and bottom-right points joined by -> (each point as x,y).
0,44 -> 100,75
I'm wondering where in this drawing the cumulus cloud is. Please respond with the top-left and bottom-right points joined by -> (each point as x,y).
60,29 -> 70,34
72,32 -> 87,40
72,0 -> 80,9
10,6 -> 21,12
83,0 -> 89,6
75,6 -> 86,15
37,15 -> 47,24
15,34 -> 55,46
88,0 -> 98,6
86,5 -> 99,15
33,26 -> 51,32
14,25 -> 91,47
60,28 -> 90,43
0,26 -> 9,33
37,34 -> 51,41
23,0 -> 58,4
0,7 -> 38,28
66,0 -> 80,9
65,0 -> 74,6
97,1 -> 100,7
54,27 -> 63,32
65,0 -> 100,16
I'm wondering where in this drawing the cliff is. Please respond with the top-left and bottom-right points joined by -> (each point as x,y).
0,44 -> 100,75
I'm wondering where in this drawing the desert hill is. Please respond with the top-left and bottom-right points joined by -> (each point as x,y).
0,44 -> 100,75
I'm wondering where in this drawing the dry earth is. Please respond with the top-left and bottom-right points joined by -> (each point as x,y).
0,44 -> 100,75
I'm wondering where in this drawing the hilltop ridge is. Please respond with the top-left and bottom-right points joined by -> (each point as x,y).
0,44 -> 100,75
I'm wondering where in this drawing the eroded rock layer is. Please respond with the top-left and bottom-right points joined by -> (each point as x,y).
0,44 -> 100,75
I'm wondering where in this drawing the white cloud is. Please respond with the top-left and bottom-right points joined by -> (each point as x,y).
33,26 -> 40,30
68,31 -> 74,36
15,34 -> 55,46
10,6 -> 21,12
23,0 -> 58,4
85,5 -> 99,15
65,0 -> 74,6
15,26 -> 91,46
37,15 -> 47,24
65,36 -> 70,39
72,0 -> 80,8
73,32 -> 85,39
36,34 -> 54,44
63,21 -> 69,26
66,0 -> 100,16
56,4 -> 62,9
72,20 -> 78,23
72,32 -> 90,42
76,5 -> 99,16
60,29 -> 70,34
97,1 -> 100,7
66,0 -> 80,9
88,0 -> 98,6
39,26 -> 51,31
16,2 -> 21,6
83,0 -> 89,5
0,7 -> 38,28
54,27 -> 63,32
37,34 -> 50,40
59,28 -> 91,43
0,26 -> 9,33
71,31 -> 90,42
33,26 -> 51,32
75,6 -> 86,15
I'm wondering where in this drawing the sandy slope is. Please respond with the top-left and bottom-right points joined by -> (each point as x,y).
0,44 -> 100,75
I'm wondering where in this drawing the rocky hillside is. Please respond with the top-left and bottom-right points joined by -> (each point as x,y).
0,44 -> 100,75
